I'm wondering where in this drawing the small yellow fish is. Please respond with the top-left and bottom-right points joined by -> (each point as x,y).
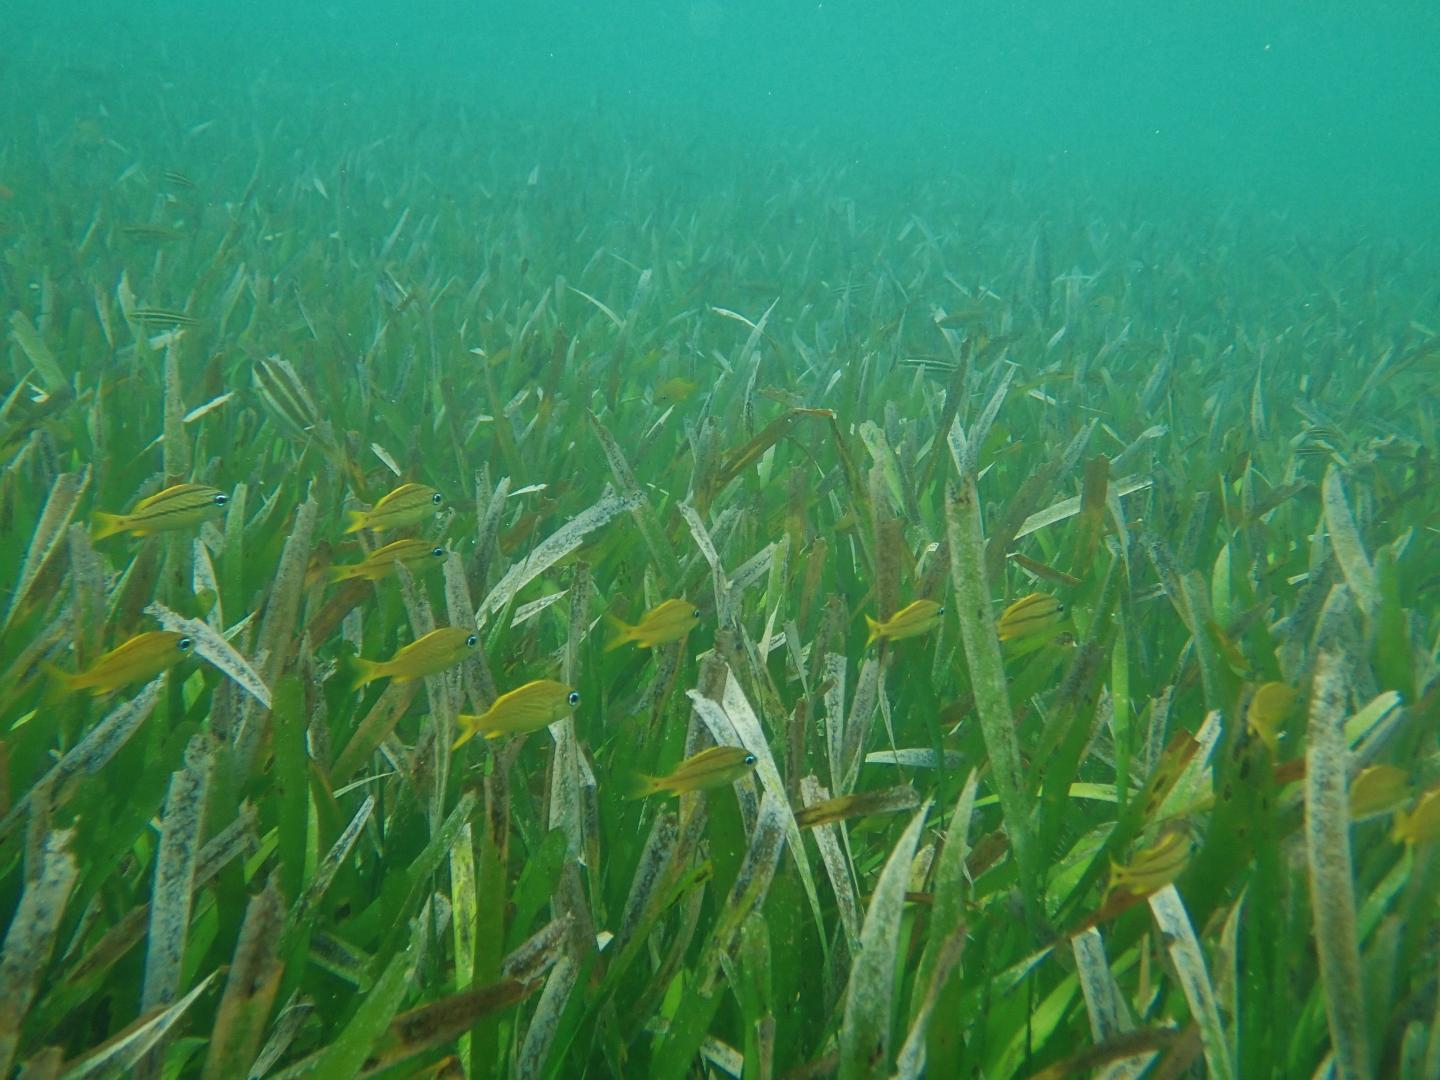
1246,682 -> 1299,756
451,679 -> 579,748
605,599 -> 701,652
864,600 -> 944,648
1349,765 -> 1410,821
327,539 -> 446,584
92,483 -> 229,541
344,483 -> 443,534
1391,786 -> 1440,846
1107,830 -> 1192,899
627,745 -> 757,799
352,627 -> 478,691
654,377 -> 698,406
996,592 -> 1065,642
44,630 -> 193,698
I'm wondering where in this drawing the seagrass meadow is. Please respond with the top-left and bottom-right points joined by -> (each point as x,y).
2,8 -> 1440,1079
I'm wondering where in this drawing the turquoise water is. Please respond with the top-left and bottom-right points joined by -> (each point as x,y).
10,2 -> 1440,227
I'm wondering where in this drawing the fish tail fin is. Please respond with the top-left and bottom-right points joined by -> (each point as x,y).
343,510 -> 367,534
864,614 -> 882,648
623,772 -> 662,800
1391,810 -> 1412,846
325,562 -> 358,585
41,662 -> 77,704
451,717 -> 478,751
603,615 -> 634,653
351,658 -> 382,693
90,511 -> 126,541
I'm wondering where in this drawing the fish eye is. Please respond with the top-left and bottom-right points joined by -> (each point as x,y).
692,608 -> 701,618
567,691 -> 580,706
938,606 -> 945,614
213,493 -> 228,506
431,547 -> 445,557
431,492 -> 443,505
743,753 -> 756,765
465,634 -> 478,647
1057,603 -> 1066,613
177,637 -> 193,651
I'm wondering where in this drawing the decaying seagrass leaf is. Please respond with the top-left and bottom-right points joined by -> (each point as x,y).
146,601 -> 271,708
8,312 -> 67,394
717,672 -> 823,918
1147,885 -> 1233,1080
292,795 -> 374,927
894,920 -> 966,1080
255,492 -> 318,685
1305,649 -> 1370,1079
838,803 -> 930,1080
139,732 -> 214,1080
799,776 -> 861,947
57,970 -> 218,1080
4,467 -> 88,633
0,828 -> 78,1078
1015,475 -> 1151,541
247,995 -> 314,1080
362,979 -> 536,1078
1321,465 -> 1379,624
475,487 -> 640,627
161,338 -> 188,481
946,478 -> 1038,898
202,877 -> 286,1080
515,955 -> 577,1080
587,411 -> 682,583
0,678 -> 163,841
699,791 -> 789,995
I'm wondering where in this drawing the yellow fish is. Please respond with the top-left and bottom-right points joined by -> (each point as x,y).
605,599 -> 701,652
1107,830 -> 1192,899
45,630 -> 193,698
352,627 -> 478,691
1391,786 -> 1440,846
1349,765 -> 1410,821
327,539 -> 446,584
1246,682 -> 1299,756
996,592 -> 1066,642
627,745 -> 757,799
92,483 -> 229,540
654,377 -> 698,406
451,680 -> 579,748
864,599 -> 944,648
344,483 -> 443,534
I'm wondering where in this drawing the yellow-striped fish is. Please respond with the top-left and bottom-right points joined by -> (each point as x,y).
344,483 -> 443,534
1245,682 -> 1299,756
452,680 -> 579,748
627,745 -> 757,799
997,592 -> 1065,641
1107,830 -> 1192,899
1391,786 -> 1440,846
352,627 -> 478,690
92,483 -> 229,541
327,539 -> 446,584
864,599 -> 943,648
605,599 -> 701,652
44,630 -> 193,698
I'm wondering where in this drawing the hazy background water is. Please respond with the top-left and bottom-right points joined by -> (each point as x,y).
10,1 -> 1440,234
